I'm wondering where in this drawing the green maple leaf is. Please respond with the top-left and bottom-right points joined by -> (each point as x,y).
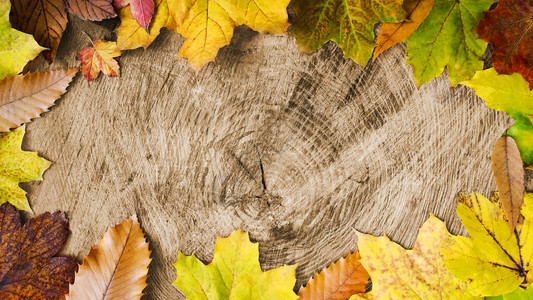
290,0 -> 406,66
405,0 -> 492,87
173,229 -> 298,299
0,127 -> 51,211
0,0 -> 45,79
462,68 -> 533,166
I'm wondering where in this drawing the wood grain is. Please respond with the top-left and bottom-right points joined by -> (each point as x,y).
21,17 -> 519,299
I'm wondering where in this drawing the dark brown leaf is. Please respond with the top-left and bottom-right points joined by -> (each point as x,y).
0,202 -> 77,299
67,0 -> 116,21
10,0 -> 68,60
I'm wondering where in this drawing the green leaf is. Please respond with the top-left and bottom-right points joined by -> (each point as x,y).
290,0 -> 406,66
487,286 -> 533,300
462,68 -> 533,165
0,127 -> 51,211
173,229 -> 298,299
405,0 -> 491,87
0,0 -> 45,79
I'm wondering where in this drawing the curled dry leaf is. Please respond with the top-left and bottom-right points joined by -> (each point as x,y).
491,136 -> 525,230
67,0 -> 116,21
373,0 -> 434,60
0,202 -> 77,299
9,0 -> 68,60
354,215 -> 476,299
67,215 -> 151,299
0,68 -> 78,131
298,251 -> 370,300
79,40 -> 121,81
173,229 -> 298,299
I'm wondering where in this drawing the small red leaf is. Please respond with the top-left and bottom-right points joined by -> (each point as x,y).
129,0 -> 154,31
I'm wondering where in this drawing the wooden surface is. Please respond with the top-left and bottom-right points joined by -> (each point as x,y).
21,17 -> 522,299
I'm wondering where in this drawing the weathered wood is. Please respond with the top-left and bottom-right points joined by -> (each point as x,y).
22,17 -> 516,299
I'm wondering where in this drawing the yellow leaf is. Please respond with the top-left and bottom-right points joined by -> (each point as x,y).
441,192 -> 533,296
67,215 -> 151,299
172,0 -> 289,69
116,0 -> 173,50
173,229 -> 298,299
373,0 -> 435,60
79,40 -> 121,81
354,215 -> 476,299
0,127 -> 50,211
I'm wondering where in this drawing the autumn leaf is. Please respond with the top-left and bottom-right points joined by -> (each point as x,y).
462,68 -> 533,166
129,0 -> 154,30
173,229 -> 298,299
373,0 -> 434,60
67,215 -> 151,299
476,0 -> 533,89
0,127 -> 50,211
79,40 -> 121,81
172,0 -> 290,69
0,202 -> 77,299
0,0 -> 44,79
0,69 -> 78,131
290,0 -> 406,66
405,0 -> 492,87
67,0 -> 116,21
116,0 -> 172,50
491,136 -> 525,230
488,286 -> 533,300
298,251 -> 369,299
353,215 -> 476,299
10,0 -> 68,60
441,192 -> 533,296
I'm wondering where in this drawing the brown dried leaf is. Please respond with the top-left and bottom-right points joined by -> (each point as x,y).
0,202 -> 77,299
298,251 -> 370,299
67,215 -> 151,299
10,0 -> 68,60
0,69 -> 78,131
491,135 -> 525,230
67,0 -> 117,21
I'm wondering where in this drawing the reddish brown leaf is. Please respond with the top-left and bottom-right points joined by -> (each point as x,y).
476,0 -> 533,88
67,0 -> 117,21
491,135 -> 525,230
0,68 -> 78,131
0,202 -> 77,299
129,0 -> 154,30
298,251 -> 370,299
67,215 -> 151,299
9,0 -> 68,60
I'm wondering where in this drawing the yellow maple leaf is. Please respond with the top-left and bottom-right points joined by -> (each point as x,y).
354,215 -> 478,299
0,127 -> 51,211
172,0 -> 289,69
441,193 -> 533,296
116,0 -> 173,51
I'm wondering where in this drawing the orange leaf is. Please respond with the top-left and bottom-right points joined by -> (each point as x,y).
298,251 -> 370,299
373,0 -> 435,60
78,40 -> 121,81
0,69 -> 78,131
67,215 -> 151,299
491,135 -> 525,230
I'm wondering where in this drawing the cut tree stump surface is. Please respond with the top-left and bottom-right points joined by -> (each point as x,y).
22,17 -> 522,299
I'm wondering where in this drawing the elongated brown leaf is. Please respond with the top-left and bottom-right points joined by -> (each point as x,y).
67,0 -> 117,21
491,135 -> 525,230
67,215 -> 151,299
298,251 -> 370,299
0,69 -> 78,131
10,0 -> 68,60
